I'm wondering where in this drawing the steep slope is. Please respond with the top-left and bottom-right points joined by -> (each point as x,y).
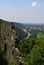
11,22 -> 28,39
0,19 -> 23,65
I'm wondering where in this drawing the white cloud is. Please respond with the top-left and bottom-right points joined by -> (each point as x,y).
32,2 -> 37,7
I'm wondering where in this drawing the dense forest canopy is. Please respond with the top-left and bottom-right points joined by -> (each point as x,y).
18,38 -> 44,65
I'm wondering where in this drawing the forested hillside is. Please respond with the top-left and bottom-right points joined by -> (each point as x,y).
12,23 -> 28,39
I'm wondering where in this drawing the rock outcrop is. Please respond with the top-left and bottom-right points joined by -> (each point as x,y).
0,20 -> 23,65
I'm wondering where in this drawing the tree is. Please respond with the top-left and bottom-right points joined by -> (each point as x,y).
29,42 -> 44,65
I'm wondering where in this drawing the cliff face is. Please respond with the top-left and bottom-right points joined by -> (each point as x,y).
0,20 -> 22,65
0,21 -> 17,48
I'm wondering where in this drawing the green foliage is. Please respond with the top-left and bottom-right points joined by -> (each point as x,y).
0,49 -> 15,65
18,39 -> 32,57
37,32 -> 44,39
8,60 -> 15,65
12,23 -> 28,40
0,39 -> 15,65
0,49 -> 8,65
0,19 -> 6,24
18,38 -> 44,65
15,27 -> 28,39
29,42 -> 44,65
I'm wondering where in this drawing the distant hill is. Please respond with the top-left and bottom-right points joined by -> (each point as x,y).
11,22 -> 28,39
12,22 -> 25,29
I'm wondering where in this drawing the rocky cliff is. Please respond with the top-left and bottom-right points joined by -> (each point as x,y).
0,19 -> 23,65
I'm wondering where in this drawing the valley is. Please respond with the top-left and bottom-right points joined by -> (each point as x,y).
0,20 -> 44,65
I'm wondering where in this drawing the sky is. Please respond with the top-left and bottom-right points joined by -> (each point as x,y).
0,0 -> 44,23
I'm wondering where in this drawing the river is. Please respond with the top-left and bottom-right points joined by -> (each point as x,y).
23,29 -> 30,39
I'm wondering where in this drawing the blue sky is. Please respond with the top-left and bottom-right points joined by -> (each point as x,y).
0,0 -> 44,23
